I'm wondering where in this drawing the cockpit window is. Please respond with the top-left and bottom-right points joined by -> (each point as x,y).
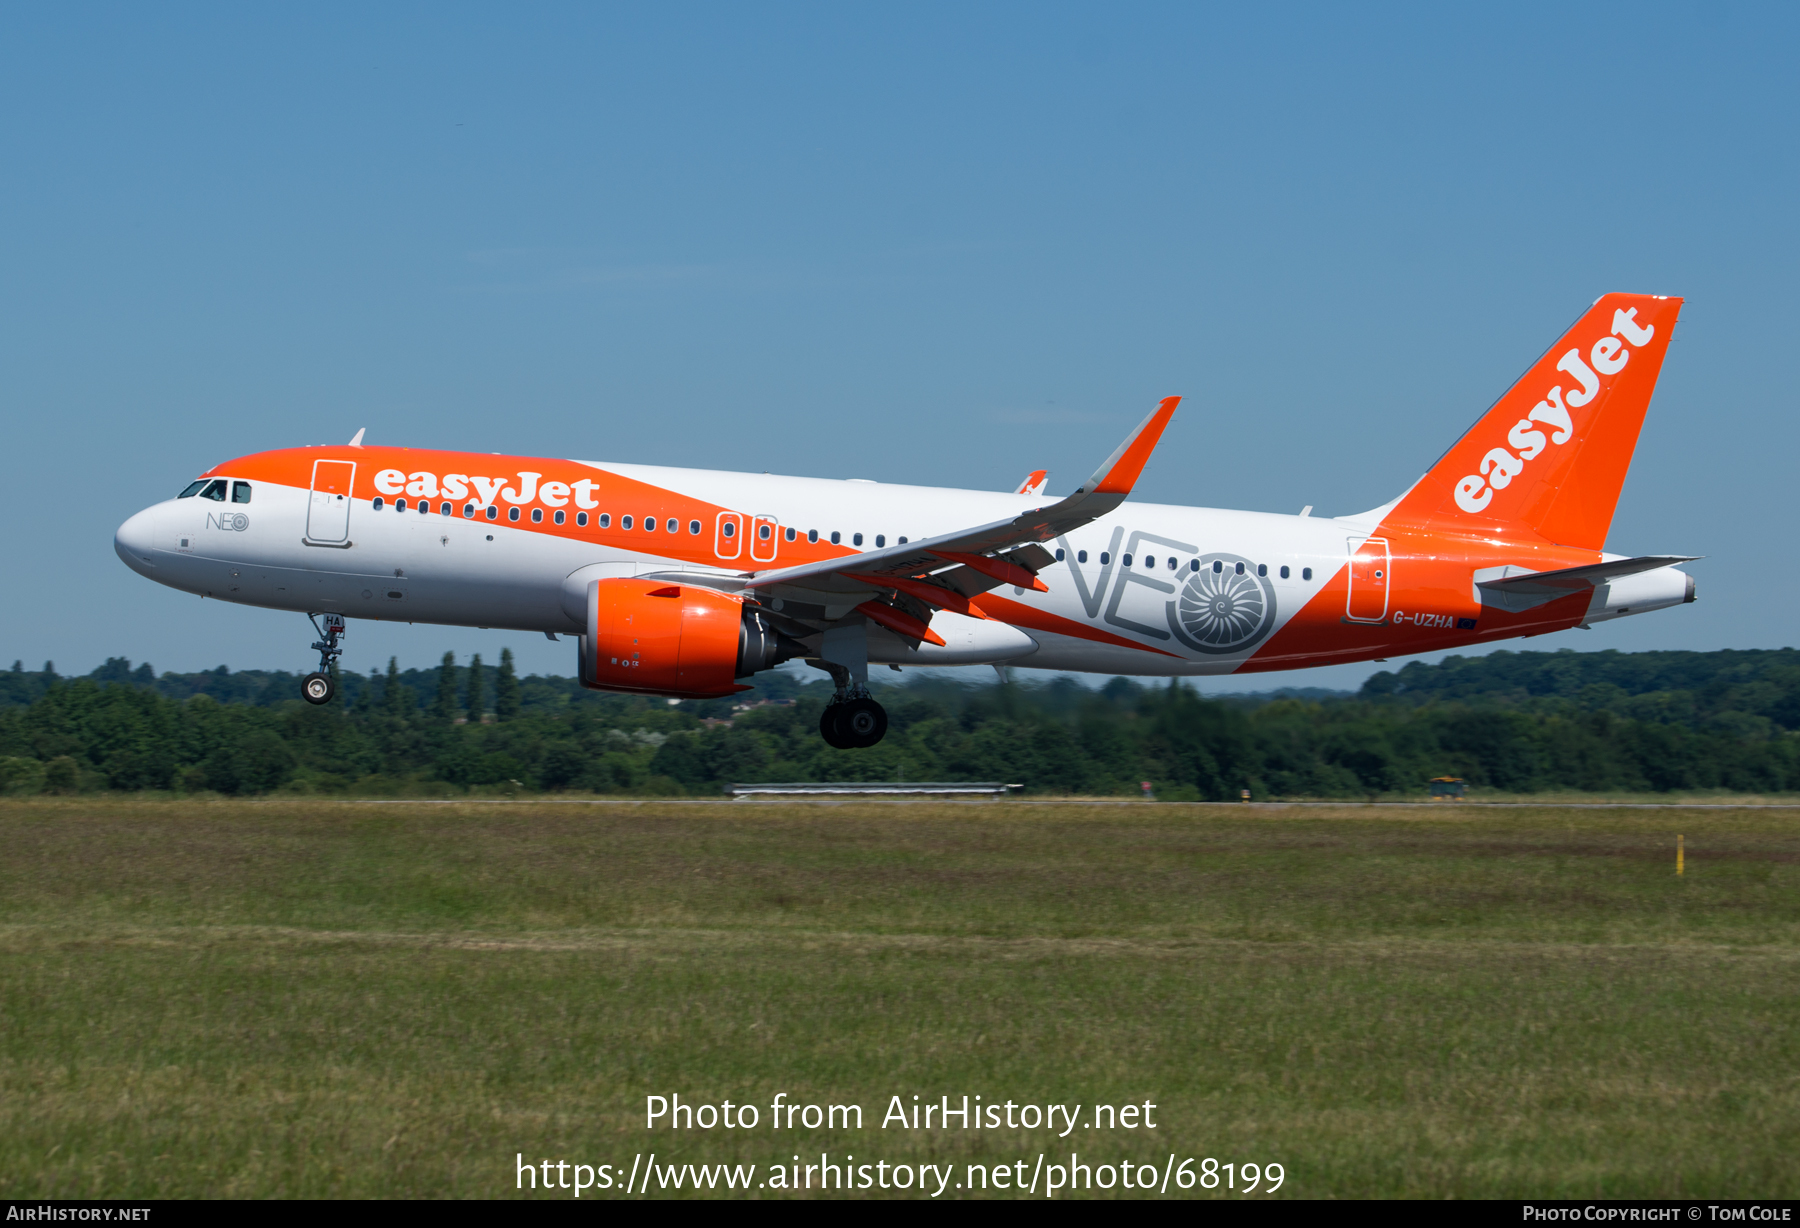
232,482 -> 252,504
199,480 -> 228,502
178,480 -> 208,498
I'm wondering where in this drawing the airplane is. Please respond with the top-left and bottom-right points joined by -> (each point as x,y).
115,292 -> 1696,748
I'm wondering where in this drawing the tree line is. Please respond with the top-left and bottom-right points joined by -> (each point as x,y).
3,647 -> 1799,799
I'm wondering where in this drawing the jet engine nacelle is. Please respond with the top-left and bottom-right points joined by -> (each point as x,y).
577,578 -> 789,699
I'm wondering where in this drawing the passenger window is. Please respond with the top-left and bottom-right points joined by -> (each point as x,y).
200,480 -> 227,501
1143,555 -> 1153,568
419,500 -> 429,513
1078,550 -> 1087,563
600,514 -> 612,528
508,507 -> 521,522
1280,565 -> 1290,579
178,480 -> 207,498
373,497 -> 385,510
784,526 -> 796,542
875,535 -> 885,547
1303,567 -> 1313,581
644,516 -> 656,532
1190,559 -> 1199,572
1257,563 -> 1267,577
1100,552 -> 1110,565
464,503 -> 474,518
622,515 -> 634,530
1055,548 -> 1065,562
721,520 -> 732,537
531,508 -> 543,523
807,529 -> 818,543
486,506 -> 498,520
232,482 -> 252,504
554,510 -> 565,525
690,520 -> 701,535
898,537 -> 907,545
1123,554 -> 1133,567
577,512 -> 588,527
1213,560 -> 1223,573
440,502 -> 451,516
759,524 -> 772,540
852,533 -> 862,546
1234,562 -> 1245,575
668,518 -> 679,533
1168,557 -> 1177,570
396,499 -> 408,512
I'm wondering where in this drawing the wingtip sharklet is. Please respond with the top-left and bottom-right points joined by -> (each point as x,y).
1082,396 -> 1180,496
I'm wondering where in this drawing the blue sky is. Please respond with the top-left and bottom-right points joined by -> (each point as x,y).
2,4 -> 1794,690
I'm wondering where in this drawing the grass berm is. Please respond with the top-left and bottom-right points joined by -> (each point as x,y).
2,797 -> 1797,1198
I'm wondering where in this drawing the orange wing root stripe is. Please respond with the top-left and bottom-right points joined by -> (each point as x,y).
972,593 -> 1182,657
856,600 -> 948,646
929,551 -> 1049,593
847,574 -> 992,619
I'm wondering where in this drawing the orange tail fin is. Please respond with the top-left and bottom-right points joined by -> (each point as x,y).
1391,293 -> 1683,550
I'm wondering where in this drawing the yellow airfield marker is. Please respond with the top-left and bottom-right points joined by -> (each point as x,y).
1677,834 -> 1684,876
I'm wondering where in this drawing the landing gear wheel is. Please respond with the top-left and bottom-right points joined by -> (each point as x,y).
301,671 -> 335,705
839,697 -> 887,748
820,704 -> 852,749
304,613 -> 346,705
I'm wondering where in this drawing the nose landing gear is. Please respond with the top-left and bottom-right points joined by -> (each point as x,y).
301,612 -> 346,705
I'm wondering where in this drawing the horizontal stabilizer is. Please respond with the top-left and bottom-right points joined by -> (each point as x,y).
1475,555 -> 1699,611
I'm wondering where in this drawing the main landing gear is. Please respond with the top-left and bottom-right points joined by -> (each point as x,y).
810,656 -> 888,749
301,612 -> 346,705
821,692 -> 888,750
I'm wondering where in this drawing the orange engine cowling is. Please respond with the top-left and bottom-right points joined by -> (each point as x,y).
578,578 -> 762,699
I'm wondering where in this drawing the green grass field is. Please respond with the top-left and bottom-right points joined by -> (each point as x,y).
2,797 -> 1797,1199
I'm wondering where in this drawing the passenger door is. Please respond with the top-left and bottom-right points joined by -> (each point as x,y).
307,460 -> 356,543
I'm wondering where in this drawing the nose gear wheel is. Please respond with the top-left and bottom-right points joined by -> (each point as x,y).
301,612 -> 346,705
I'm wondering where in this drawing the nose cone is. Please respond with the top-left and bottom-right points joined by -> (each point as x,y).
115,506 -> 159,576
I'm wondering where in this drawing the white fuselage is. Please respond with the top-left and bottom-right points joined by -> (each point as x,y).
115,458 -> 1691,679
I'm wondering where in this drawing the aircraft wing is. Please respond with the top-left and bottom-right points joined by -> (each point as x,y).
743,396 -> 1180,603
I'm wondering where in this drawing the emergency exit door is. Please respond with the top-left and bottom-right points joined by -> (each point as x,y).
1346,536 -> 1390,622
750,515 -> 779,563
307,460 -> 356,543
714,512 -> 742,560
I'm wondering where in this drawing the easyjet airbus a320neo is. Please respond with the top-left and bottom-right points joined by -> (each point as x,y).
116,293 -> 1696,748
